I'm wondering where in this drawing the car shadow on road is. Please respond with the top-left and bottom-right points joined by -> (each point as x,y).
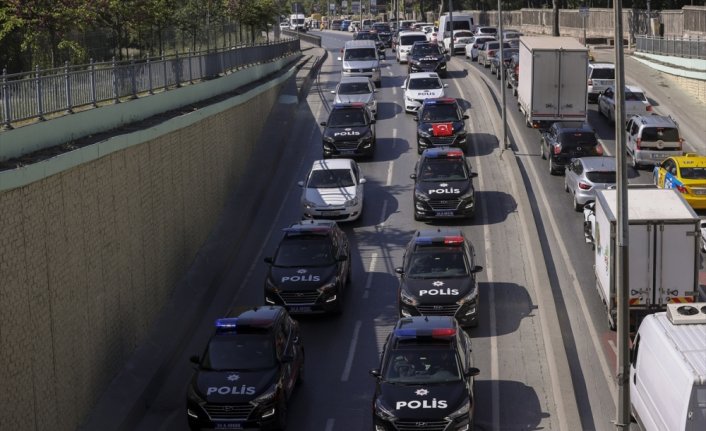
376,102 -> 403,120
456,97 -> 472,111
469,282 -> 535,337
475,190 -> 518,225
445,69 -> 468,79
473,380 -> 550,431
467,132 -> 498,157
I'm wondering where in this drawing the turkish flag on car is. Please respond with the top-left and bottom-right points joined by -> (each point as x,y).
431,123 -> 454,137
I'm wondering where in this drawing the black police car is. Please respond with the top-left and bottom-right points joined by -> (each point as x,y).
372,23 -> 392,48
354,30 -> 386,56
408,41 -> 448,77
264,220 -> 351,314
414,98 -> 468,154
321,102 -> 377,159
411,148 -> 478,221
395,230 -> 483,328
370,316 -> 480,431
187,306 -> 304,431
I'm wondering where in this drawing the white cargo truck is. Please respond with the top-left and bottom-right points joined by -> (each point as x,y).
630,303 -> 706,431
593,188 -> 700,330
517,36 -> 589,129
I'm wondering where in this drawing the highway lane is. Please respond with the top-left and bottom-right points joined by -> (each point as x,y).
131,31 -> 674,431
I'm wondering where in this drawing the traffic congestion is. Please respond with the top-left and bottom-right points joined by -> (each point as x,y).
140,15 -> 706,431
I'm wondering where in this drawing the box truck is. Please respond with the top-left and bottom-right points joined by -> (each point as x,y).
630,303 -> 706,431
593,188 -> 700,330
517,36 -> 588,129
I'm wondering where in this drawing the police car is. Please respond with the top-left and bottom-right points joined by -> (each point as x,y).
320,102 -> 376,159
407,41 -> 448,77
411,148 -> 478,221
396,230 -> 483,328
402,72 -> 448,113
414,98 -> 469,154
370,316 -> 480,431
187,306 -> 304,431
264,220 -> 351,314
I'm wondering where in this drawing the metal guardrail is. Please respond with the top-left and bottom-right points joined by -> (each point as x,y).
281,29 -> 322,47
635,35 -> 706,59
0,38 -> 301,129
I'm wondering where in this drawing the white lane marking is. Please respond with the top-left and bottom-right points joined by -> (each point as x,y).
608,339 -> 617,356
362,290 -> 369,299
392,128 -> 397,149
392,86 -> 398,96
386,161 -> 394,186
363,252 -> 378,298
376,199 -> 388,231
341,320 -> 362,381
324,418 -> 335,431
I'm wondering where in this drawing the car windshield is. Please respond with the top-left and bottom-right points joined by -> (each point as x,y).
401,35 -> 427,45
641,127 -> 680,142
591,68 -> 615,79
420,104 -> 460,122
274,236 -> 335,267
339,82 -> 371,95
203,334 -> 276,370
344,48 -> 377,61
419,159 -> 468,181
625,91 -> 647,102
679,167 -> 706,180
328,108 -> 366,127
408,78 -> 442,90
586,171 -> 617,183
412,44 -> 441,55
308,168 -> 356,188
384,347 -> 462,384
406,249 -> 468,278
356,33 -> 379,41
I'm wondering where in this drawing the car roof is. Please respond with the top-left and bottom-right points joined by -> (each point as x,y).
632,114 -> 678,127
625,85 -> 645,93
408,72 -> 440,79
399,31 -> 427,36
311,158 -> 355,171
221,305 -> 284,329
344,39 -> 377,49
396,316 -> 457,332
671,153 -> 706,167
579,156 -> 617,171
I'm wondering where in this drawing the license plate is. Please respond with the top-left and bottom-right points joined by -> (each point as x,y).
435,211 -> 454,217
323,211 -> 341,216
694,189 -> 706,195
215,423 -> 243,429
289,306 -> 312,313
340,149 -> 356,154
651,154 -> 664,159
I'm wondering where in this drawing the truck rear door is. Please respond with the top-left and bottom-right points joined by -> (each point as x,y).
654,223 -> 698,304
531,50 -> 559,119
558,51 -> 588,120
629,223 -> 653,306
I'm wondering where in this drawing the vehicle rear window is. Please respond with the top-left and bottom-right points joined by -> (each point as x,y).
409,78 -> 443,90
641,127 -> 680,142
625,91 -> 647,102
586,171 -> 616,183
420,105 -> 460,122
447,21 -> 472,31
679,167 -> 706,180
591,68 -> 615,79
401,35 -> 428,45
339,82 -> 371,94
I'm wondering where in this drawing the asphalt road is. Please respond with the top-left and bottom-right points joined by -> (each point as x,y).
131,31 -> 704,431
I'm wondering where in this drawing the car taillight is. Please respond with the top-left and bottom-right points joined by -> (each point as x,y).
553,144 -> 562,155
488,50 -> 495,56
596,145 -> 604,155
635,138 -> 641,150
646,105 -> 652,112
676,184 -> 687,193
587,79 -> 593,85
578,182 -> 591,190
678,138 -> 684,151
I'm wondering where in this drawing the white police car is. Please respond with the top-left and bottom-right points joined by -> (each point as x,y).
402,72 -> 447,113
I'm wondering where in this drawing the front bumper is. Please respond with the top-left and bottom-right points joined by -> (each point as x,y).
633,148 -> 683,167
413,196 -> 475,220
265,286 -> 342,314
323,139 -> 375,159
373,411 -> 473,431
399,298 -> 478,327
418,134 -> 467,152
187,398 -> 281,431
342,69 -> 381,84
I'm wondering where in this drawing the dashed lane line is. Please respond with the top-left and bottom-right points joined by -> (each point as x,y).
340,320 -> 362,382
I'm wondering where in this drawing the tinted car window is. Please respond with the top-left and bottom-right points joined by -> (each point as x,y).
586,171 -> 616,183
419,159 -> 468,181
406,249 -> 468,277
641,127 -> 680,142
412,44 -> 442,55
679,167 -> 706,180
591,68 -> 615,79
274,237 -> 335,267
401,35 -> 428,45
558,132 -> 598,147
384,348 -> 462,383
625,91 -> 647,102
203,334 -> 276,370
328,109 -> 366,126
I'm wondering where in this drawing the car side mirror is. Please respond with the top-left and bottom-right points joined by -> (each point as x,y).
465,367 -> 481,377
463,115 -> 469,120
330,90 -> 336,94
189,355 -> 200,365
359,178 -> 367,184
395,267 -> 404,275
472,265 -> 484,273
410,173 -> 417,179
373,89 -> 378,93
297,181 -> 305,187
264,256 -> 273,264
320,121 -> 327,126
337,56 -> 342,61
370,369 -> 381,378
444,83 -> 449,88
400,85 -> 406,89
469,172 -> 478,179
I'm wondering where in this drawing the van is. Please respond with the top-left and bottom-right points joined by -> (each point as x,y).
338,40 -> 382,87
630,303 -> 706,431
395,31 -> 427,64
626,114 -> 684,168
438,13 -> 474,53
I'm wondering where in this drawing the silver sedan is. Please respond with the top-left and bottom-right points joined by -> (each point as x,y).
564,157 -> 617,211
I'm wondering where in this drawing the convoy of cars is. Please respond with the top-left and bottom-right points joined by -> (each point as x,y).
188,19 -> 706,431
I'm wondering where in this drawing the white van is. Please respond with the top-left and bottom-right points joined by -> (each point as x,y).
395,31 -> 427,64
338,40 -> 382,87
438,13 -> 474,53
630,303 -> 706,431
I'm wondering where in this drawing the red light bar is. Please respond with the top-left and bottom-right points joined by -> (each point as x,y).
431,328 -> 456,338
444,236 -> 464,245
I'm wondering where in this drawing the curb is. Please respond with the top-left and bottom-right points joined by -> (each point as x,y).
298,49 -> 328,102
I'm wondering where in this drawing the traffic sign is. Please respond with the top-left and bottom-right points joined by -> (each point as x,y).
579,6 -> 590,18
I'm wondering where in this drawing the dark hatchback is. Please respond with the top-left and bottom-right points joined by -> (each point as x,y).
408,41 -> 448,77
187,306 -> 304,431
415,98 -> 469,154
370,316 -> 480,431
540,122 -> 604,175
354,30 -> 386,56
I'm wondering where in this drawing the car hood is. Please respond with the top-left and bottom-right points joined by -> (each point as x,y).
406,88 -> 445,100
378,381 -> 468,419
268,265 -> 337,290
401,277 -> 474,303
191,368 -> 278,403
334,93 -> 374,105
304,185 -> 358,206
418,120 -> 465,136
323,125 -> 372,142
415,179 -> 473,199
343,60 -> 378,69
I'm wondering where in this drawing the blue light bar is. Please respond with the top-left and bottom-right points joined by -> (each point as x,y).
394,328 -> 456,339
424,98 -> 455,105
215,318 -> 239,329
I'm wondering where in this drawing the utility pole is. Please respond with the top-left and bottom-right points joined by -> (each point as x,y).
498,0 -> 507,152
447,0 -> 454,55
613,0 -> 630,427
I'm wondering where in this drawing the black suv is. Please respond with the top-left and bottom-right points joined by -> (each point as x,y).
411,148 -> 478,221
264,220 -> 351,314
370,316 -> 480,430
408,41 -> 448,77
187,306 -> 304,431
372,23 -> 392,47
354,30 -> 386,56
415,98 -> 469,154
396,229 -> 483,328
321,103 -> 377,159
540,122 -> 603,175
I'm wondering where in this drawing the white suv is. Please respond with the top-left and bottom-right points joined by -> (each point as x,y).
587,63 -> 615,103
396,31 -> 427,63
625,115 -> 684,169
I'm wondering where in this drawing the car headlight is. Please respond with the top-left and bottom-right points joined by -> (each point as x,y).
374,398 -> 397,421
317,281 -> 337,294
323,136 -> 335,143
302,198 -> 318,209
456,288 -> 478,305
400,289 -> 419,305
418,129 -> 431,138
344,196 -> 359,207
371,67 -> 377,72
252,384 -> 278,406
445,401 -> 470,420
460,190 -> 474,201
343,68 -> 352,73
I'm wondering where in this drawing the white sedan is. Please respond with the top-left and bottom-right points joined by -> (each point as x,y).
464,36 -> 496,61
401,72 -> 447,113
299,159 -> 366,222
597,85 -> 652,123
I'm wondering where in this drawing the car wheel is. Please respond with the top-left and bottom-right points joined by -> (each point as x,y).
564,179 -> 569,192
548,157 -> 556,175
417,146 -> 423,155
540,142 -> 546,160
573,194 -> 583,212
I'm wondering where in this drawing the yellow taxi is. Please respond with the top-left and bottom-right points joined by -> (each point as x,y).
653,153 -> 706,209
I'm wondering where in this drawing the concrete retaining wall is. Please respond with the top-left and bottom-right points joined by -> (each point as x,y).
0,65 -> 291,431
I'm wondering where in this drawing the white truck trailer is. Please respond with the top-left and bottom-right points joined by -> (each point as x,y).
517,36 -> 589,129
593,188 -> 700,330
630,303 -> 706,431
